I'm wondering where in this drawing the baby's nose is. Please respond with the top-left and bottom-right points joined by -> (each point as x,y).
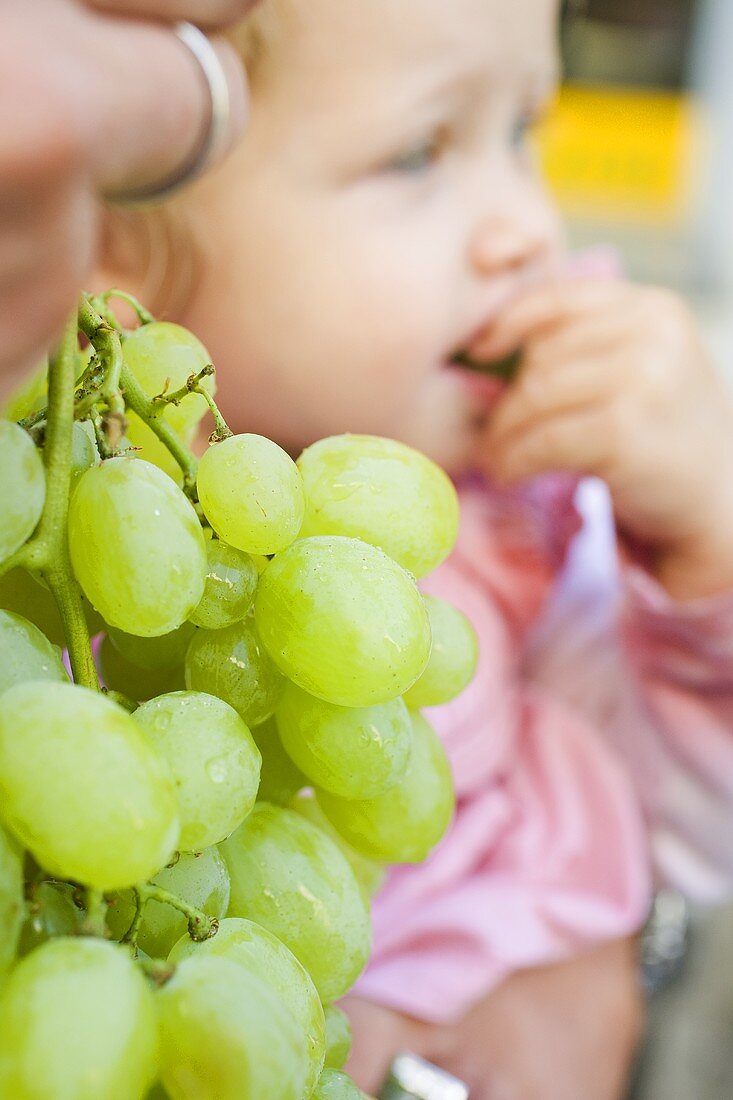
469,213 -> 555,278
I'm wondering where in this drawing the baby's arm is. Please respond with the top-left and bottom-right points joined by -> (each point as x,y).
618,557 -> 733,897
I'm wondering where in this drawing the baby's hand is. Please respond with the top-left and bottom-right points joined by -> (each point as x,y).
344,937 -> 643,1099
474,279 -> 733,598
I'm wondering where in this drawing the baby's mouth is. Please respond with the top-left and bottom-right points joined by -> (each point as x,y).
448,347 -> 522,382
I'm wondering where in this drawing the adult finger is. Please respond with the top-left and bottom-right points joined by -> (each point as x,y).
85,0 -> 261,32
81,10 -> 249,198
0,177 -> 96,397
17,1 -> 249,201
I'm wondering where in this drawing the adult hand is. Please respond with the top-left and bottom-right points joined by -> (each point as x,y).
344,937 -> 644,1099
0,0 -> 259,399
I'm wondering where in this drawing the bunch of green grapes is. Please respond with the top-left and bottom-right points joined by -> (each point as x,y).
0,294 -> 478,1099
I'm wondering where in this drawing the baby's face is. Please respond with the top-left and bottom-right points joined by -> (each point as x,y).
183,0 -> 562,471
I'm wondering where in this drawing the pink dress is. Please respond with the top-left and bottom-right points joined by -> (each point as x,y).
355,472 -> 733,1023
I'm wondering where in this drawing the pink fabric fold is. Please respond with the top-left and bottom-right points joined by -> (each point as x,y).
356,475 -> 733,1022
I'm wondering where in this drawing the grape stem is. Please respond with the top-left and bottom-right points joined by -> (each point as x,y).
120,887 -> 146,948
138,956 -> 176,987
40,318 -> 100,689
98,288 -> 155,326
82,887 -> 108,937
0,315 -> 100,688
153,363 -> 232,444
21,295 -> 201,499
76,296 -> 125,415
200,388 -> 233,444
92,413 -> 116,460
17,405 -> 48,432
137,883 -> 219,942
77,294 -> 201,497
152,364 -> 215,409
120,364 -> 201,498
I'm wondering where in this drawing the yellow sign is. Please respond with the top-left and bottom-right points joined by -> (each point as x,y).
534,85 -> 702,225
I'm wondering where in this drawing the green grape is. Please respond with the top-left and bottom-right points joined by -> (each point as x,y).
298,434 -> 459,578
18,882 -> 82,957
2,361 -> 48,421
0,937 -> 158,1100
156,955 -> 309,1100
122,321 -> 216,436
81,591 -> 106,636
277,682 -> 412,799
124,410 -> 194,484
189,540 -> 258,630
0,568 -> 67,647
2,348 -> 89,422
185,615 -> 284,728
403,595 -> 479,709
197,434 -> 305,556
99,635 -> 186,703
317,712 -> 454,863
220,803 -> 371,1003
254,536 -> 431,708
250,553 -> 271,574
0,682 -> 179,890
146,1086 -> 170,1099
69,421 -> 98,490
0,824 -> 23,976
0,421 -> 45,565
69,457 -> 206,637
250,717 -> 305,806
134,691 -> 261,851
108,621 -> 196,671
312,1069 -> 367,1099
0,609 -> 67,695
324,1005 -> 352,1070
291,793 -> 386,899
15,566 -> 105,638
169,916 -> 326,1094
107,847 -> 230,959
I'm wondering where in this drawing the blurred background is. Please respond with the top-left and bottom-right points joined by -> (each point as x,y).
535,3 -> 733,1095
538,0 -> 733,362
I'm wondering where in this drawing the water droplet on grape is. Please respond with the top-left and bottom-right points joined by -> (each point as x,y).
205,756 -> 228,784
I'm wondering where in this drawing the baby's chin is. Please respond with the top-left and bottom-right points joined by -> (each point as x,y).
392,366 -> 495,475
193,362 -> 492,475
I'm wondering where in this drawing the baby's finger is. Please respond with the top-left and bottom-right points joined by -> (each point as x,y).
473,278 -> 629,363
85,0 -> 261,30
488,354 -> 624,446
516,308 -> 643,377
486,406 -> 612,485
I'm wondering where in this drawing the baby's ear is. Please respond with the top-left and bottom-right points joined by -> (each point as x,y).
93,207 -> 142,292
92,206 -> 191,324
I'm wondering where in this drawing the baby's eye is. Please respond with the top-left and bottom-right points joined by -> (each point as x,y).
386,135 -> 442,174
511,113 -> 535,150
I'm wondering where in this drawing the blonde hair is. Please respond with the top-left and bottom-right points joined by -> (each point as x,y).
229,1 -> 299,79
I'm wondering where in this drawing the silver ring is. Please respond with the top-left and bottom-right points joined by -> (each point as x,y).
109,21 -> 231,206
